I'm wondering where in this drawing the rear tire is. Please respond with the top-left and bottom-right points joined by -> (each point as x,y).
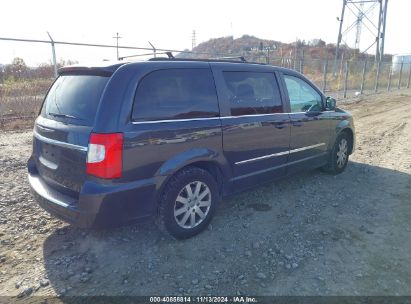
322,132 -> 350,175
157,167 -> 219,239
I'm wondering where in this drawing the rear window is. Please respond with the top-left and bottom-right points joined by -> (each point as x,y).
41,75 -> 109,126
132,68 -> 219,122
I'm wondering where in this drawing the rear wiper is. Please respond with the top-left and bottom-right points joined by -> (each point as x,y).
48,112 -> 83,120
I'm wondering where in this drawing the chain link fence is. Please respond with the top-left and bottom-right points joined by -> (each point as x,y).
1,44 -> 410,129
259,55 -> 411,99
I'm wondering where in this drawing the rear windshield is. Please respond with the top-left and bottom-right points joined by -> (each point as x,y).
41,74 -> 109,126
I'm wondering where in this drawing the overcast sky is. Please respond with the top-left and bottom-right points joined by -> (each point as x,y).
0,0 -> 409,66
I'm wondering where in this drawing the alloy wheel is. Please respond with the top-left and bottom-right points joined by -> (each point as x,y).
336,138 -> 348,168
173,181 -> 211,229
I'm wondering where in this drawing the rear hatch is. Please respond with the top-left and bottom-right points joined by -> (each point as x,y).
33,73 -> 110,197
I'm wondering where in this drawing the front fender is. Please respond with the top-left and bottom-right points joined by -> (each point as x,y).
335,119 -> 351,134
334,118 -> 355,154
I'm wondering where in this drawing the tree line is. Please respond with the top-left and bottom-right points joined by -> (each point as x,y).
0,57 -> 77,82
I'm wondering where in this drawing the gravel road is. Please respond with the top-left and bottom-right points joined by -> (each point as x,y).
0,90 -> 410,298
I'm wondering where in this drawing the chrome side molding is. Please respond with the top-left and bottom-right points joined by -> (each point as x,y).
131,113 -> 292,124
235,151 -> 289,165
235,143 -> 326,165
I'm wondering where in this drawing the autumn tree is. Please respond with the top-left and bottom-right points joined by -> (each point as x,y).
6,57 -> 28,80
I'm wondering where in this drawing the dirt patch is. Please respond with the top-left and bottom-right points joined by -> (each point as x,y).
0,90 -> 410,298
0,117 -> 36,131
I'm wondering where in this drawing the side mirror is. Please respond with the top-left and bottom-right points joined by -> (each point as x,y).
326,97 -> 336,110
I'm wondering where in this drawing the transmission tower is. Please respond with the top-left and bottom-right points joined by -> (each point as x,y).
334,0 -> 388,71
192,30 -> 197,50
354,2 -> 364,50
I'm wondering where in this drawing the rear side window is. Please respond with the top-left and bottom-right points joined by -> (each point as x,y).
41,75 -> 109,126
132,68 -> 219,122
222,72 -> 283,116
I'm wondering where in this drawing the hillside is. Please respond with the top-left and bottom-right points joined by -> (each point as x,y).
178,35 -> 377,63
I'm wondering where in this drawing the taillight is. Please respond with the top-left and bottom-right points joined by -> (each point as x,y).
86,133 -> 123,179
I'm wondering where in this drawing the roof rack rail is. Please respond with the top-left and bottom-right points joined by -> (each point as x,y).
209,56 -> 246,62
119,51 -> 175,60
165,51 -> 175,59
148,57 -> 253,64
110,50 -> 263,65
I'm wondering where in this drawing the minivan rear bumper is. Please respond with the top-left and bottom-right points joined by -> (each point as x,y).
27,170 -> 158,228
28,173 -> 97,227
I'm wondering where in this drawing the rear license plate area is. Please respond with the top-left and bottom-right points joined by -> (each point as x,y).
41,142 -> 60,163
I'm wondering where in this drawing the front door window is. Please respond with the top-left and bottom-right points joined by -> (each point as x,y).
284,75 -> 323,113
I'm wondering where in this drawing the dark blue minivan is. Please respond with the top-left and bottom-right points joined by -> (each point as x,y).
27,59 -> 355,239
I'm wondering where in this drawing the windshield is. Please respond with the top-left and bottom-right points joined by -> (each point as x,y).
41,74 -> 109,126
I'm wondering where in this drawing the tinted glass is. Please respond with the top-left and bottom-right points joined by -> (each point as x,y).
132,69 -> 219,121
284,75 -> 322,113
222,72 -> 282,116
41,75 -> 109,126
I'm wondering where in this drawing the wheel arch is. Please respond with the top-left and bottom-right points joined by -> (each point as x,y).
334,118 -> 355,155
155,159 -> 227,214
338,128 -> 354,155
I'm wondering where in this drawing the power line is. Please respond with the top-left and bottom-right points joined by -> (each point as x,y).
0,36 -> 244,58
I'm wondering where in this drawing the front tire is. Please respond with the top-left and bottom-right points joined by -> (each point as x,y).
323,132 -> 350,174
157,167 -> 219,239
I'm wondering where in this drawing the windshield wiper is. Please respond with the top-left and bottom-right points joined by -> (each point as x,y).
48,112 -> 82,120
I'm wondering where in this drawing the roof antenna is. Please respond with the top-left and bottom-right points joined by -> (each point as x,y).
166,51 -> 175,59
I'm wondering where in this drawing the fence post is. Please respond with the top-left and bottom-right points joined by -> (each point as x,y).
148,41 -> 156,58
336,53 -> 345,97
47,32 -> 58,78
360,60 -> 367,94
398,61 -> 404,90
343,61 -> 349,98
300,48 -> 305,74
322,58 -> 328,92
407,64 -> 411,89
374,60 -> 381,93
293,46 -> 297,70
387,66 -> 392,91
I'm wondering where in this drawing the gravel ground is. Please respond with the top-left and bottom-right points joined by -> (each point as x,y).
0,89 -> 410,299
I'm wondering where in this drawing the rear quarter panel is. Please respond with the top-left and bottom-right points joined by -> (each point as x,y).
95,62 -> 228,213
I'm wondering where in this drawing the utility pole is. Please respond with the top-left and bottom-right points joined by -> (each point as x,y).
293,38 -> 298,71
192,30 -> 197,50
112,32 -> 122,60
